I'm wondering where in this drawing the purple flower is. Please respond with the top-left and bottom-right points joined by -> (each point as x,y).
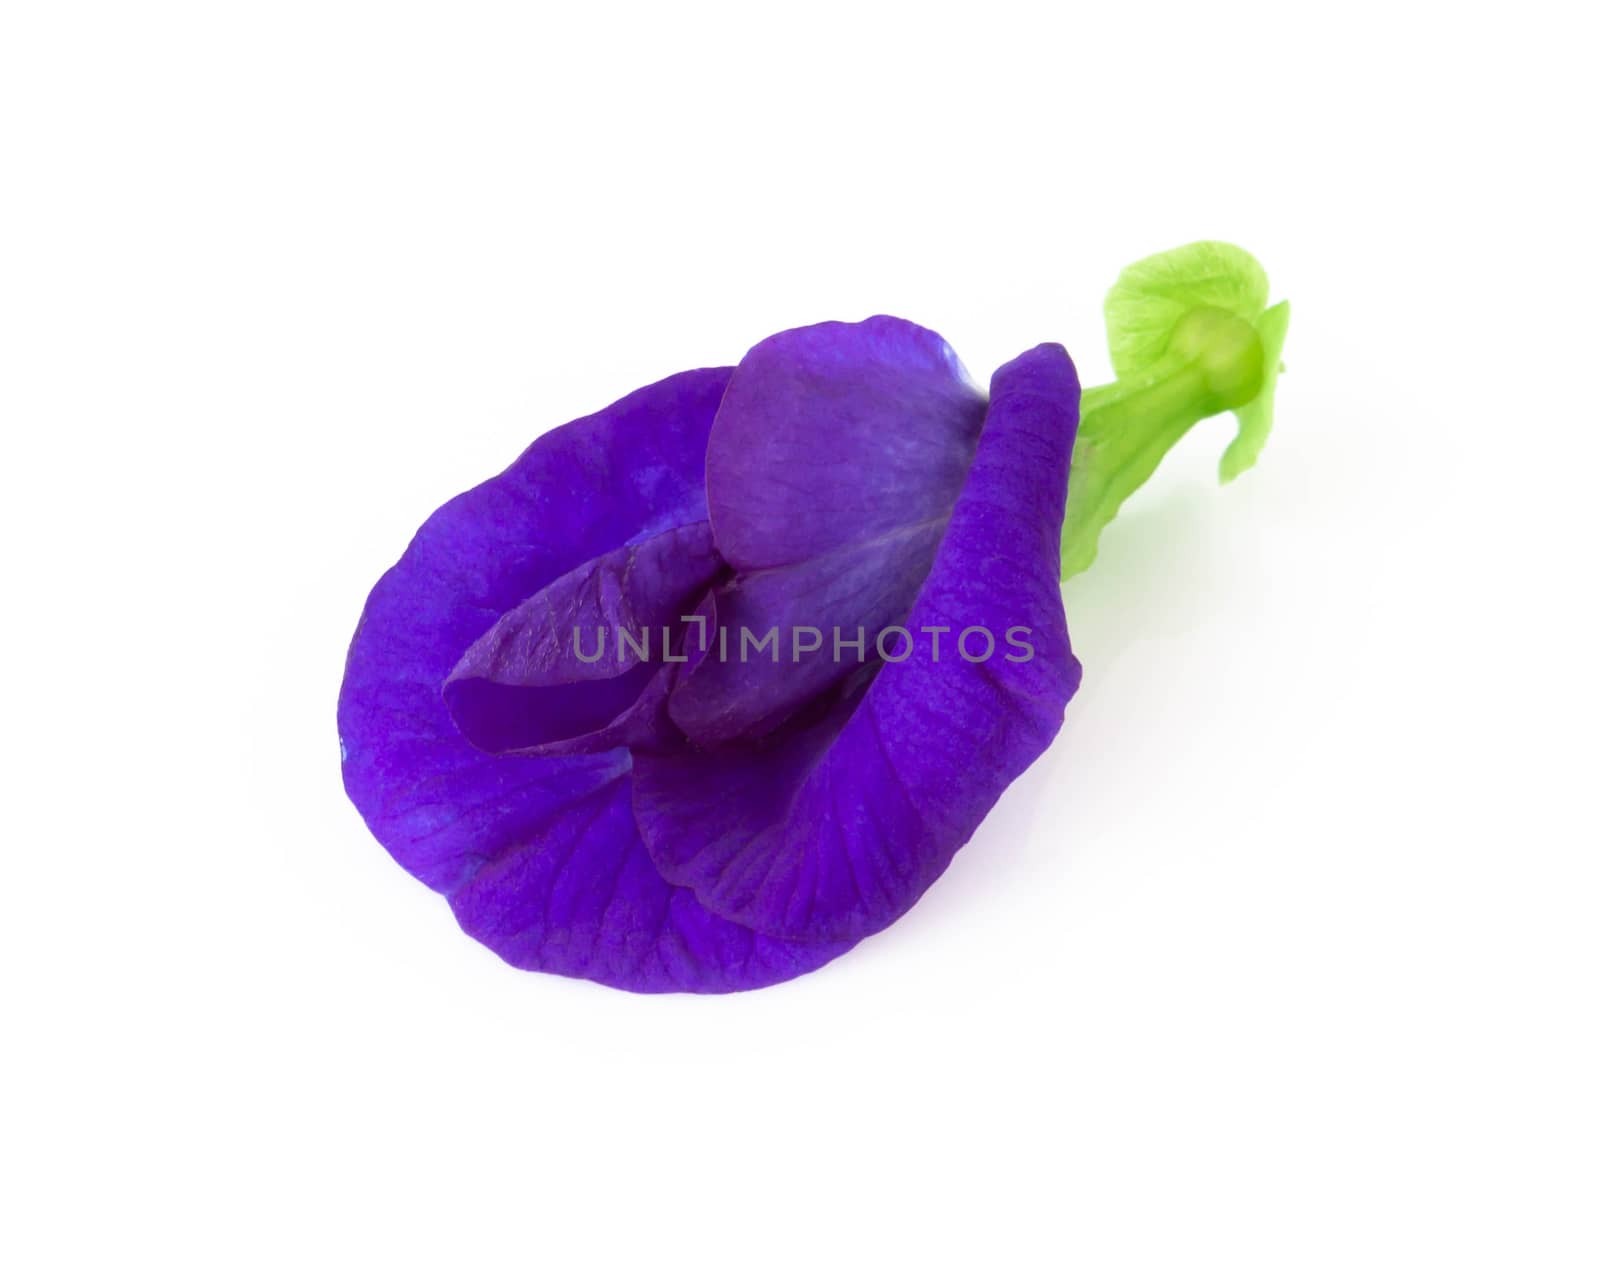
338,317 -> 1082,992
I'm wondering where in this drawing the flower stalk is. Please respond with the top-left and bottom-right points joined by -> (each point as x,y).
1059,244 -> 1291,580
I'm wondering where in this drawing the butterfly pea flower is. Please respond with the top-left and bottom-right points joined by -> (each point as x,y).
338,242 -> 1289,993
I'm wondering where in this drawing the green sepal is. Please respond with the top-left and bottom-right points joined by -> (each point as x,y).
1219,299 -> 1290,483
1104,240 -> 1269,380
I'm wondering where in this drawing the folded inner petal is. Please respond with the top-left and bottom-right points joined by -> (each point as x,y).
676,316 -> 989,743
667,520 -> 943,747
634,344 -> 1084,947
705,315 -> 987,570
444,521 -> 723,754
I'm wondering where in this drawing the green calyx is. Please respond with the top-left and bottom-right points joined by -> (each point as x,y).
1060,241 -> 1291,580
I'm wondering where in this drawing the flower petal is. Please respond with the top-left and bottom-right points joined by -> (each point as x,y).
338,366 -> 848,990
667,520 -> 943,747
447,772 -> 850,993
443,520 -> 723,755
633,344 -> 1083,945
704,315 -> 986,570
674,316 -> 987,742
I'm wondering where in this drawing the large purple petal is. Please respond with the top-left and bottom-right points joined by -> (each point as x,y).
675,316 -> 988,742
446,772 -> 850,993
633,344 -> 1083,945
338,367 -> 849,991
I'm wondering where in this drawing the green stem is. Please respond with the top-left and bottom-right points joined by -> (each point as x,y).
1060,365 -> 1208,578
1060,306 -> 1267,579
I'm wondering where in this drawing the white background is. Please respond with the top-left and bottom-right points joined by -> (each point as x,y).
5,2 -> 1596,1275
